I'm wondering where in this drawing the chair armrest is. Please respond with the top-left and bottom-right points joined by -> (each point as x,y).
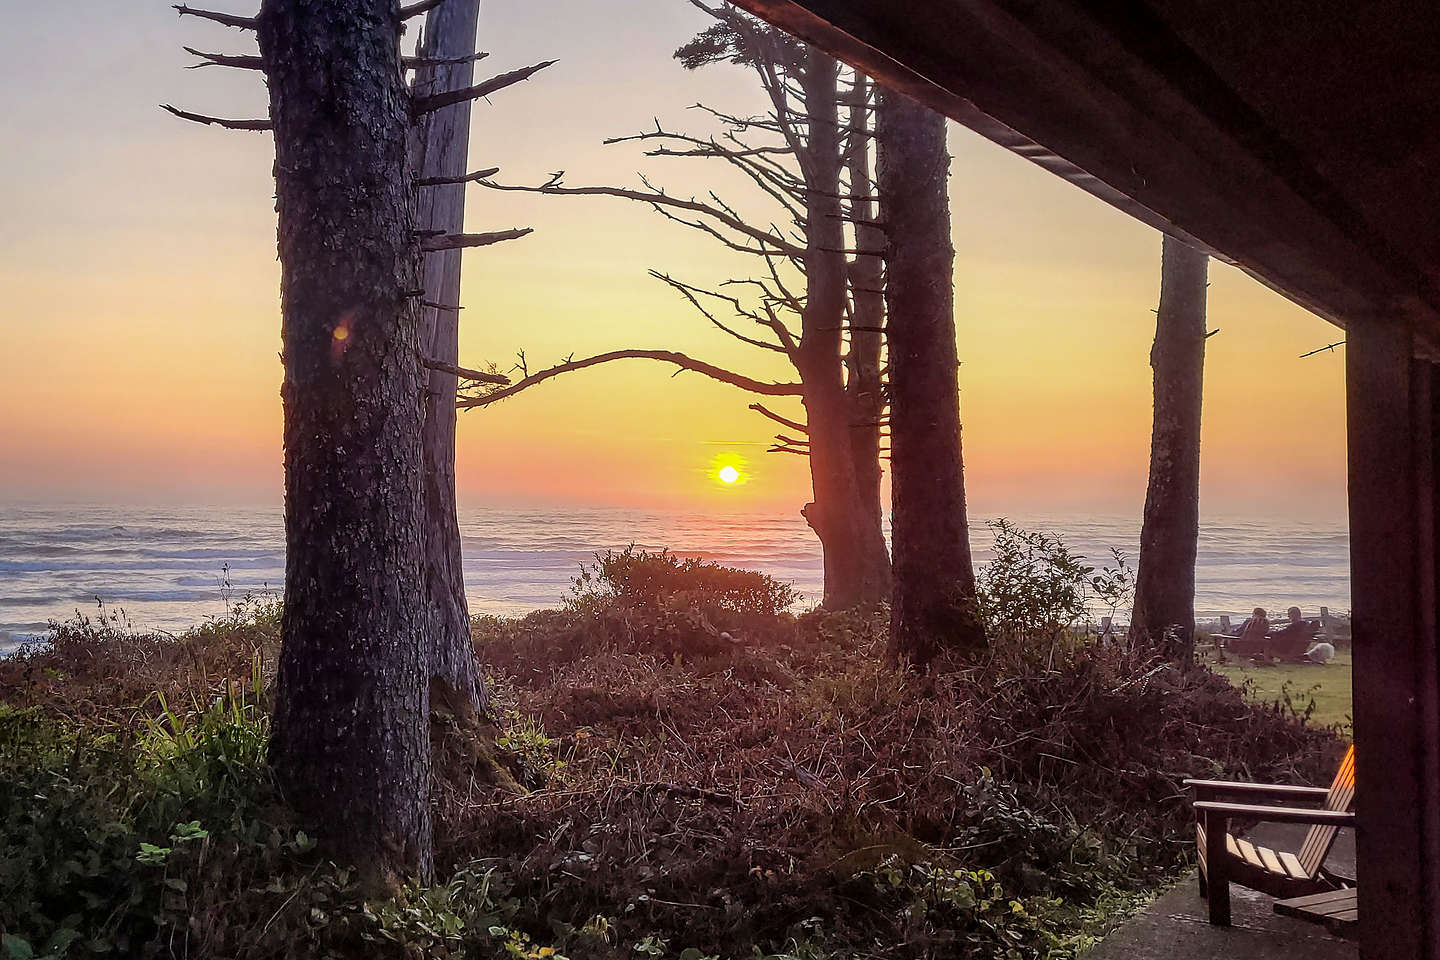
1193,800 -> 1355,826
1184,779 -> 1330,803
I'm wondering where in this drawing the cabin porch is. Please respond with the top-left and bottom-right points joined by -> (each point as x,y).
730,3 -> 1440,958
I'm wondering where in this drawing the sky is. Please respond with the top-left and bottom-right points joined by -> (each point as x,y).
0,0 -> 1350,520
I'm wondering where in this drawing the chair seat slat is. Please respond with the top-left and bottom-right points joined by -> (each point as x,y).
1278,851 -> 1309,880
1258,846 -> 1286,876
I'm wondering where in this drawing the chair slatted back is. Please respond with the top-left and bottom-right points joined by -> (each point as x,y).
1298,744 -> 1355,877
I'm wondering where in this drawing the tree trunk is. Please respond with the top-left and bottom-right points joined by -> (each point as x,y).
1130,235 -> 1208,661
258,0 -> 433,886
877,87 -> 986,664
845,74 -> 886,530
410,0 -> 487,719
797,48 -> 891,609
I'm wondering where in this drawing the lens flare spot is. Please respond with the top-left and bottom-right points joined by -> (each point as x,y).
333,325 -> 350,341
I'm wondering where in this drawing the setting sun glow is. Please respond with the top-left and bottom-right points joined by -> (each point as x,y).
710,454 -> 748,488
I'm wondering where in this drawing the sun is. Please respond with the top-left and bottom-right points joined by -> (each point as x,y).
710,454 -> 748,488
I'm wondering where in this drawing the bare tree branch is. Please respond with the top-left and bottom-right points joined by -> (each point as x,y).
400,0 -> 448,19
767,444 -> 811,456
650,271 -> 789,354
183,47 -> 261,70
748,402 -> 807,434
422,357 -> 510,385
173,4 -> 256,29
757,298 -> 802,353
412,60 -> 557,116
1299,339 -> 1344,358
415,166 -> 500,188
688,103 -> 785,136
422,228 -> 533,252
405,51 -> 490,69
458,349 -> 805,408
161,104 -> 271,130
762,253 -> 805,313
477,177 -> 804,258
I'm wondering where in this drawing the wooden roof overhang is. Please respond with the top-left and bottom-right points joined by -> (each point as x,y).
729,0 -> 1440,353
727,4 -> 1440,958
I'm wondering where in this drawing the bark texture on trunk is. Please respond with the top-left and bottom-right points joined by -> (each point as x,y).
258,0 -> 432,884
878,88 -> 986,664
845,75 -> 886,529
797,49 -> 891,609
410,0 -> 486,718
1130,235 -> 1208,661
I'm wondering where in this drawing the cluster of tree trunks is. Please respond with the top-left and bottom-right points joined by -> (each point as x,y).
180,0 -> 1221,889
461,8 -> 983,628
793,47 -> 891,609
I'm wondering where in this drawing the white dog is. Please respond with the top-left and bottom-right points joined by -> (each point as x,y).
1304,641 -> 1336,664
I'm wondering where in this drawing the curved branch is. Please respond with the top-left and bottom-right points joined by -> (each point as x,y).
477,178 -> 804,258
458,349 -> 804,409
161,104 -> 271,131
650,271 -> 789,355
748,402 -> 807,434
422,357 -> 510,385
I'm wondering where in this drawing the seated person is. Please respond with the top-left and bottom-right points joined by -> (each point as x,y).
1228,607 -> 1270,659
1266,606 -> 1319,661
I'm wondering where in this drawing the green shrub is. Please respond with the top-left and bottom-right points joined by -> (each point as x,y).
545,548 -> 802,660
569,548 -> 797,618
978,520 -> 1133,649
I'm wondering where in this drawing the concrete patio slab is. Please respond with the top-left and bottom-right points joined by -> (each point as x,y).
1088,824 -> 1356,960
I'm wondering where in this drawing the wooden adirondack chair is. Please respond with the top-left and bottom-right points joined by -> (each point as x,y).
1185,744 -> 1355,925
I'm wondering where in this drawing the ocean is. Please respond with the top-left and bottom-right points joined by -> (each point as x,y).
0,503 -> 1351,652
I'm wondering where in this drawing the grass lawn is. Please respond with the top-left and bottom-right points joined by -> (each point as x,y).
1208,646 -> 1353,733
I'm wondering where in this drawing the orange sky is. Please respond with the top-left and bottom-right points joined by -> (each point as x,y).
0,0 -> 1349,520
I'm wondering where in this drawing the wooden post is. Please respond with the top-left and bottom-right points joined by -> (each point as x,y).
1220,614 -> 1231,633
1345,320 -> 1440,960
1319,606 -> 1330,637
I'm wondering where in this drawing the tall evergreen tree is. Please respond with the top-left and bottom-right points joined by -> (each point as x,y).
878,87 -> 986,664
257,0 -> 434,885
1130,235 -> 1209,661
171,0 -> 550,884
